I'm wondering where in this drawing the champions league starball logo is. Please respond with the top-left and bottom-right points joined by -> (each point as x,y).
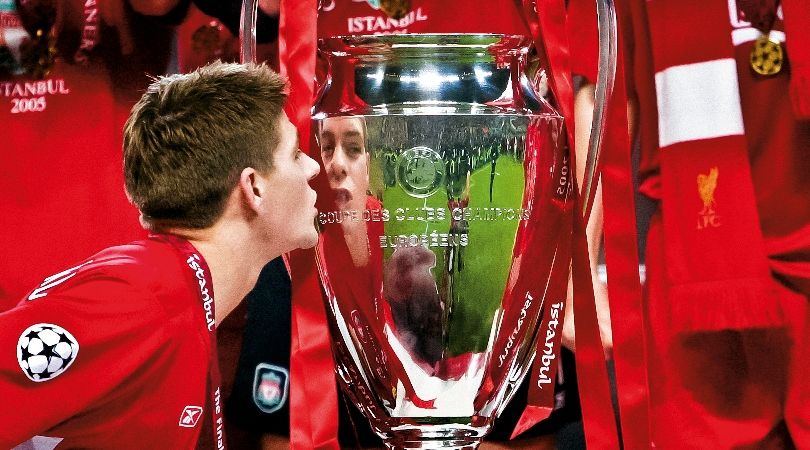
17,323 -> 79,382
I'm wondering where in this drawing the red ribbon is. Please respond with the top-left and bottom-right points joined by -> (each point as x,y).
599,2 -> 653,447
279,1 -> 340,448
152,234 -> 227,449
517,2 -> 622,448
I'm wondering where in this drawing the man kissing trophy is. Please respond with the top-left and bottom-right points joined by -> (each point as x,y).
242,0 -> 618,448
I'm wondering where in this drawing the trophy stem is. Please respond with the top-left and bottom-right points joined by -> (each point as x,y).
382,425 -> 487,450
383,438 -> 482,450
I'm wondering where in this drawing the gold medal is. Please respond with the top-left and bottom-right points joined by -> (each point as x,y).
750,34 -> 783,76
379,0 -> 411,20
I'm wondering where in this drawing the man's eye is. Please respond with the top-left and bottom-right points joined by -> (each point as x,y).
347,146 -> 363,156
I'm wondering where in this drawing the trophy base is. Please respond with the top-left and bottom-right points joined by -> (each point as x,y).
382,424 -> 487,449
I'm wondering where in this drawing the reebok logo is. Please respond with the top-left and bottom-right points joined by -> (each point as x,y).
179,406 -> 203,428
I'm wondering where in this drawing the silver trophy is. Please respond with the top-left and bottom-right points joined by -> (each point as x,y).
242,4 -> 615,449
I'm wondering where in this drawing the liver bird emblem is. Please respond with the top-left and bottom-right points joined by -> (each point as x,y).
697,167 -> 719,214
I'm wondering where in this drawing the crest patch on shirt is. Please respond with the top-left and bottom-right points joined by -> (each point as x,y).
17,323 -> 79,382
253,363 -> 289,414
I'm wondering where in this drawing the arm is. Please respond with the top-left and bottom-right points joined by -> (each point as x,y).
562,81 -> 639,356
561,82 -> 611,356
0,277 -> 168,447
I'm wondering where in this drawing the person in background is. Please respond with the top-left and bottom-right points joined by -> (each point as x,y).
0,61 -> 320,449
576,0 -> 810,448
0,0 -> 188,311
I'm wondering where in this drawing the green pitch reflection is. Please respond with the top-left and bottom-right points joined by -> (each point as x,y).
377,155 -> 524,356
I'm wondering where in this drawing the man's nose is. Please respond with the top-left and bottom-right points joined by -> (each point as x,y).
328,147 -> 348,179
303,153 -> 320,180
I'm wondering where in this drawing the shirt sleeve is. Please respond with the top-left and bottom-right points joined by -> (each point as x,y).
0,275 -> 171,448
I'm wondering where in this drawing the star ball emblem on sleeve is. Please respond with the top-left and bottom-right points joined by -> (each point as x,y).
17,323 -> 79,382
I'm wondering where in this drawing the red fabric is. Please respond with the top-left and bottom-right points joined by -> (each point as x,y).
646,0 -> 785,331
566,0 -> 598,84
279,1 -> 340,449
0,61 -> 143,311
631,0 -> 810,446
598,1 -> 652,448
782,0 -> 810,118
317,0 -> 528,36
571,211 -> 621,450
645,212 -> 810,449
518,0 -> 627,446
0,238 -> 214,449
0,0 -> 178,311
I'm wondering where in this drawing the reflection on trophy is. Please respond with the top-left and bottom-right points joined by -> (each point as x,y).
310,34 -> 595,449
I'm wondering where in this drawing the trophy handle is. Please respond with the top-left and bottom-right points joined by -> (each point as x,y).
581,0 -> 617,218
240,0 -> 259,64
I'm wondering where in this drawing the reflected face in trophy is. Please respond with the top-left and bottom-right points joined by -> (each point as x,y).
319,117 -> 370,211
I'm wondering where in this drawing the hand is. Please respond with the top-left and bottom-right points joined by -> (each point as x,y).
259,0 -> 280,16
561,272 -> 613,360
593,274 -> 613,358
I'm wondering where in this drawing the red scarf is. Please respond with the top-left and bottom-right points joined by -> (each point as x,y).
644,0 -> 810,331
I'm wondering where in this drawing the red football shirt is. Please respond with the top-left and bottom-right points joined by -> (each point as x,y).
0,237 -> 214,449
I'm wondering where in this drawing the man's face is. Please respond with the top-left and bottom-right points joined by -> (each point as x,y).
319,117 -> 369,211
263,113 -> 320,250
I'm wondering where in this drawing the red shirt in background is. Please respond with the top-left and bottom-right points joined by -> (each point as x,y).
0,0 -> 179,310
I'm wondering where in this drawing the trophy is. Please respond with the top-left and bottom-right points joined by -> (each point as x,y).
242,3 -> 616,449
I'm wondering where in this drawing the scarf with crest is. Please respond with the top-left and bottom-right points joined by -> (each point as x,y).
645,0 -> 809,331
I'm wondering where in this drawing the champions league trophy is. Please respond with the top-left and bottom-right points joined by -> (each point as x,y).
243,2 -> 616,449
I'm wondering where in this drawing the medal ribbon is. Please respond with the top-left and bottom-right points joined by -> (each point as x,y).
153,234 -> 226,449
738,0 -> 780,35
519,1 -> 622,448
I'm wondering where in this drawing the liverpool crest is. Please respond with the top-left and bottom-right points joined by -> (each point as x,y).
697,166 -> 721,229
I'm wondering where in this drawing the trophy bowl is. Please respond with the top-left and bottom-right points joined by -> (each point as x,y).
312,34 -> 574,449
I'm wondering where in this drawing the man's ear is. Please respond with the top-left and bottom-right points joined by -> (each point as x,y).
238,167 -> 264,212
